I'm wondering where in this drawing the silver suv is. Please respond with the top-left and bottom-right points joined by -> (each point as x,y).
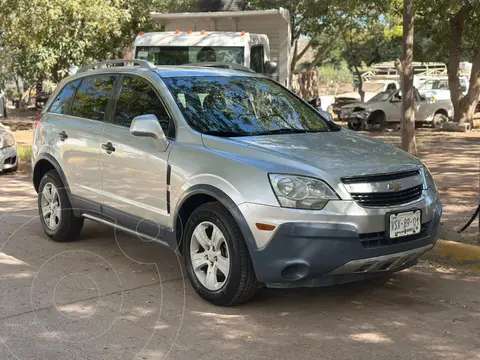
32,60 -> 442,306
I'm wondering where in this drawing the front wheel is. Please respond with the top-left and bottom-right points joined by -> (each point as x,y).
348,121 -> 361,131
184,202 -> 258,306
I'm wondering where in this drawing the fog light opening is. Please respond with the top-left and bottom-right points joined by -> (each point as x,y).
281,263 -> 309,281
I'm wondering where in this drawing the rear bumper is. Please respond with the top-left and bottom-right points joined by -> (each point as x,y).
249,203 -> 442,288
0,146 -> 18,171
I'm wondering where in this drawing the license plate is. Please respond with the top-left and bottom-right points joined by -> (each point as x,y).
389,210 -> 421,238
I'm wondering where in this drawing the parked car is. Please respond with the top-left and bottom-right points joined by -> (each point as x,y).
0,123 -> 18,173
417,76 -> 468,101
32,60 -> 442,306
308,97 -> 334,122
340,88 -> 453,130
332,80 -> 400,117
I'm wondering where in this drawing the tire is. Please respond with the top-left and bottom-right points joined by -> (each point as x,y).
348,122 -> 361,131
38,170 -> 84,242
433,113 -> 448,129
184,202 -> 258,306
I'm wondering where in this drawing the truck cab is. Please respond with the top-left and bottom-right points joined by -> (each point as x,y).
134,31 -> 275,77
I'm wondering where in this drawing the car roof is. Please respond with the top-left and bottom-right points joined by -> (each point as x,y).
155,65 -> 262,78
69,64 -> 263,80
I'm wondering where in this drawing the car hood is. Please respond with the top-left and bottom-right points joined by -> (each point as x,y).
341,102 -> 366,110
336,92 -> 377,101
202,130 -> 422,179
335,92 -> 361,100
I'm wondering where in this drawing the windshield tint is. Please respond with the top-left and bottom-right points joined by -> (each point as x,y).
163,76 -> 335,136
136,46 -> 244,65
368,91 -> 392,103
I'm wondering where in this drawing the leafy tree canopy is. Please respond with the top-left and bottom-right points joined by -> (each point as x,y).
0,0 -> 196,86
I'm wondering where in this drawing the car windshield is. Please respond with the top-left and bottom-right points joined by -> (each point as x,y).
163,76 -> 336,136
368,91 -> 392,103
362,82 -> 386,92
136,46 -> 244,65
418,79 -> 449,90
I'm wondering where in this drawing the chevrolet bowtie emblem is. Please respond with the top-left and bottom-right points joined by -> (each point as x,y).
387,183 -> 402,191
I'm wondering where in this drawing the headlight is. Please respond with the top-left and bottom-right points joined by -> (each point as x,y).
0,132 -> 15,149
269,174 -> 339,210
421,164 -> 436,191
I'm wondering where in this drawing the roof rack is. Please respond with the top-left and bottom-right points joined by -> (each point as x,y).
78,59 -> 156,73
183,62 -> 256,73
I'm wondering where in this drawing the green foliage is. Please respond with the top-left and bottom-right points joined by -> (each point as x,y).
5,88 -> 20,99
16,145 -> 32,162
244,0 -> 398,72
0,0 -> 196,86
415,1 -> 480,62
317,62 -> 353,85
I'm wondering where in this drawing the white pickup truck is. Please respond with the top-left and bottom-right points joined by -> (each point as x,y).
417,76 -> 469,101
339,88 -> 454,130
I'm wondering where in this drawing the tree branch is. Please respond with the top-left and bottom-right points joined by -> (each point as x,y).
295,40 -> 313,64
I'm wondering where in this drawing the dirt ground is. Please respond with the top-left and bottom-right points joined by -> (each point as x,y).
365,128 -> 480,244
2,174 -> 480,360
2,112 -> 480,244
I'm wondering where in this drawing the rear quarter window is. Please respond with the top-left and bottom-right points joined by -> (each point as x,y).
49,80 -> 81,114
71,75 -> 116,121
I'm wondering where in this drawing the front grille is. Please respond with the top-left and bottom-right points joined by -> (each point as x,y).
359,222 -> 430,249
351,184 -> 423,207
342,170 -> 420,184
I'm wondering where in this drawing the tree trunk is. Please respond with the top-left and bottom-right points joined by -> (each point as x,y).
353,65 -> 365,102
400,0 -> 417,155
447,7 -> 467,123
289,39 -> 299,89
457,50 -> 480,123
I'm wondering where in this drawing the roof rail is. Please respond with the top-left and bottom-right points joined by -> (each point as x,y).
183,62 -> 256,73
78,59 -> 156,73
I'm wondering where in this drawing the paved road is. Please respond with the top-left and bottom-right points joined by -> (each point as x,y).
1,173 -> 480,360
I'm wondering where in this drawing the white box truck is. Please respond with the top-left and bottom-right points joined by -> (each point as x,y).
146,8 -> 291,87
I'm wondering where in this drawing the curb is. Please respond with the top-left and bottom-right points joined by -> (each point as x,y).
422,239 -> 480,272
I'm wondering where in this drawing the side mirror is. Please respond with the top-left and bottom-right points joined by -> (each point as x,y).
264,61 -> 279,81
130,114 -> 169,152
391,97 -> 402,103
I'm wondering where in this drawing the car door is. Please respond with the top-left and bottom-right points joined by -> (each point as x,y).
384,90 -> 402,122
100,75 -> 174,238
44,76 -> 116,211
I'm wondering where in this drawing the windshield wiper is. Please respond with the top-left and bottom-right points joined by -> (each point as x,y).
254,128 -> 329,135
202,131 -> 250,137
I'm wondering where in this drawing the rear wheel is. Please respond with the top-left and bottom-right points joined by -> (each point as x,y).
184,202 -> 258,306
38,170 -> 84,242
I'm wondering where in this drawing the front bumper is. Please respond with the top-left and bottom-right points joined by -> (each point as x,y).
0,146 -> 18,171
242,197 -> 442,288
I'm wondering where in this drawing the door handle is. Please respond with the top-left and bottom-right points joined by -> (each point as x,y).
101,142 -> 115,154
58,131 -> 68,141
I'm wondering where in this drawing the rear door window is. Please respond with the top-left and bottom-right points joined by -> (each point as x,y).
114,76 -> 173,136
49,80 -> 80,114
71,76 -> 116,121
